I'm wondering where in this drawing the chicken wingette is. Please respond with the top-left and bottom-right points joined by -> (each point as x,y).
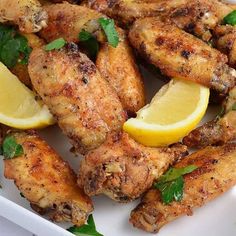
28,43 -> 126,154
130,143 -> 236,233
0,0 -> 48,33
3,130 -> 93,226
183,86 -> 236,148
129,18 -> 236,94
96,28 -> 145,114
78,132 -> 188,202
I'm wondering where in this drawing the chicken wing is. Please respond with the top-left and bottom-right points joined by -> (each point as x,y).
4,130 -> 93,226
129,18 -> 236,94
39,3 -> 105,43
0,0 -> 48,33
130,143 -> 236,233
96,28 -> 145,115
28,43 -> 126,154
78,132 -> 188,202
183,86 -> 236,148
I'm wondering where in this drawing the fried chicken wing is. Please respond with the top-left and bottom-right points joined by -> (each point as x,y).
96,28 -> 145,114
129,18 -> 236,94
39,3 -> 105,43
183,86 -> 236,148
28,43 -> 126,154
130,143 -> 236,233
4,130 -> 93,226
0,0 -> 48,33
78,132 -> 188,202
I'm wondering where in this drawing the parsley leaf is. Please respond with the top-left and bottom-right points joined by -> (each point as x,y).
232,102 -> 236,111
98,18 -> 119,47
45,38 -> 66,51
2,136 -> 24,159
67,215 -> 103,236
0,24 -> 32,68
78,30 -> 99,58
224,10 -> 236,26
154,165 -> 197,205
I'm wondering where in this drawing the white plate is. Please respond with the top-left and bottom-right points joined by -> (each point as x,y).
0,66 -> 236,236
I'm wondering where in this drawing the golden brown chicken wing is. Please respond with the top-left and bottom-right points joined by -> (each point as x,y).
28,43 -> 126,154
183,86 -> 236,148
4,130 -> 93,226
130,143 -> 236,233
0,0 -> 48,33
129,18 -> 236,94
78,132 -> 188,202
96,28 -> 145,114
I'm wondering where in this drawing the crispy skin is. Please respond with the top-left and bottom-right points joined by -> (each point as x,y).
0,0 -> 48,33
96,28 -> 145,114
183,87 -> 236,148
4,131 -> 93,226
10,33 -> 44,88
28,44 -> 126,154
40,3 -> 105,43
129,18 -> 236,94
78,132 -> 188,202
130,143 -> 236,233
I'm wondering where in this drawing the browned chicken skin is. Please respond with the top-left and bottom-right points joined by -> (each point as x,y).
183,86 -> 236,148
130,143 -> 236,233
28,43 -> 126,154
129,18 -> 236,94
0,0 -> 48,33
78,132 -> 188,202
4,130 -> 93,226
96,28 -> 145,114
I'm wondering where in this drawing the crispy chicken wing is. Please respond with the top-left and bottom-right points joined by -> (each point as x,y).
129,18 -> 236,94
4,130 -> 93,226
96,28 -> 145,114
0,0 -> 48,33
78,132 -> 188,202
130,143 -> 236,233
183,87 -> 236,148
28,43 -> 126,154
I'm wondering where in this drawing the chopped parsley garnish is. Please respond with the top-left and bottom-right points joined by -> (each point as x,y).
154,165 -> 198,205
67,215 -> 103,236
98,18 -> 119,48
78,30 -> 99,58
0,24 -> 32,68
2,136 -> 24,159
224,10 -> 236,26
45,38 -> 66,51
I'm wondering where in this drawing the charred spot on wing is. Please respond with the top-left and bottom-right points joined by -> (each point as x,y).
181,50 -> 191,59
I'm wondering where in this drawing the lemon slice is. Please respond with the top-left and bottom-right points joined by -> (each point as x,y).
123,79 -> 210,147
0,62 -> 55,129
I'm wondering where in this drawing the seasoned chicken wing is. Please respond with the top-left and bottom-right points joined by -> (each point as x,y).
40,3 -> 105,43
129,18 -> 236,94
78,132 -> 188,202
130,143 -> 236,233
96,28 -> 145,114
28,43 -> 126,154
4,130 -> 93,226
0,0 -> 48,33
183,86 -> 236,148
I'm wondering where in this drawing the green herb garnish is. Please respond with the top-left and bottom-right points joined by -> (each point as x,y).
2,136 -> 24,159
0,24 -> 32,68
78,30 -> 99,58
154,165 -> 197,205
224,10 -> 236,25
98,18 -> 119,47
67,215 -> 103,236
45,38 -> 66,51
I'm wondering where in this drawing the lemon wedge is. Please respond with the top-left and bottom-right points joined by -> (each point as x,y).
0,62 -> 55,129
123,79 -> 210,147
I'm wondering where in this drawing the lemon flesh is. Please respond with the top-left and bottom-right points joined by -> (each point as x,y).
0,62 -> 55,129
123,79 -> 210,147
